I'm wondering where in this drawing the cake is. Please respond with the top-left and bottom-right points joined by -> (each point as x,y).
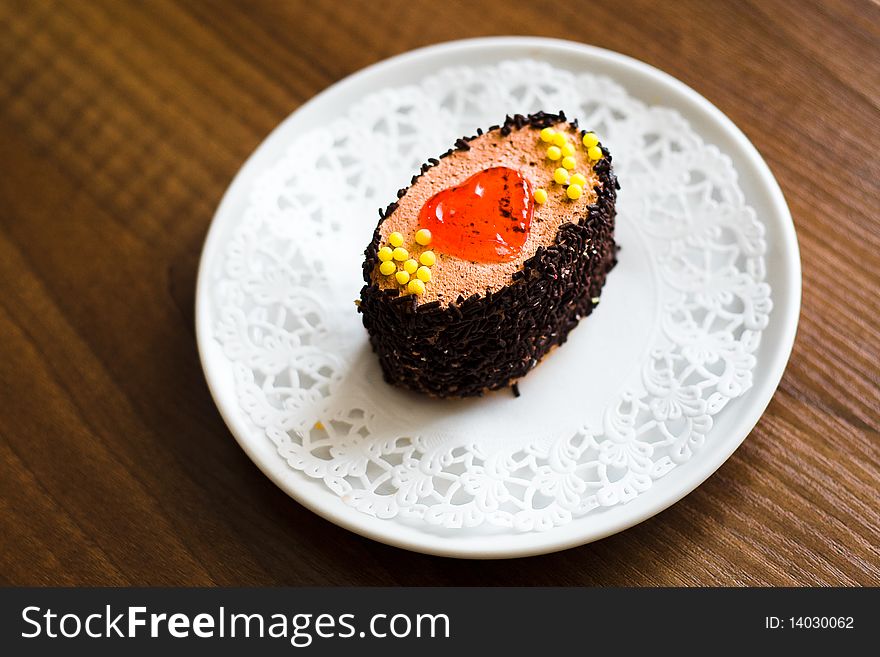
358,111 -> 619,398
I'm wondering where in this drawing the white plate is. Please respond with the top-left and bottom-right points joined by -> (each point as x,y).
196,37 -> 800,558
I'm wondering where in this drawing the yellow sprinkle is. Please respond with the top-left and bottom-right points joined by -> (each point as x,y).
395,270 -> 410,285
539,127 -> 556,142
562,156 -> 576,170
415,228 -> 432,245
566,184 -> 583,200
404,258 -> 418,274
389,232 -> 404,247
313,421 -> 325,431
570,172 -> 587,187
546,145 -> 562,161
377,246 -> 393,262
561,142 -> 575,157
392,246 -> 409,261
551,132 -> 567,147
553,167 -> 570,184
582,132 -> 599,148
419,250 -> 436,266
588,145 -> 604,160
407,279 -> 426,295
379,261 -> 396,276
533,188 -> 548,204
416,266 -> 432,282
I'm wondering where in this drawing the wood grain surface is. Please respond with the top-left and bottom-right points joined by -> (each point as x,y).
1,0 -> 878,586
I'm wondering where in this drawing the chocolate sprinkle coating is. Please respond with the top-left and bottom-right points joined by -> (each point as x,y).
358,111 -> 619,398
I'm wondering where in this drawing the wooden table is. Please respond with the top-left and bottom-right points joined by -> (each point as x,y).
1,0 -> 877,586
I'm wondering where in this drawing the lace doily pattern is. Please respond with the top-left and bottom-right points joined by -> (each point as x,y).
211,60 -> 771,532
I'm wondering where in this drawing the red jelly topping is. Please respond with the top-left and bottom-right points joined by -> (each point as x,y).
419,166 -> 533,263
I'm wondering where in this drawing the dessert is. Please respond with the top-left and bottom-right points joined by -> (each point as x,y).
358,111 -> 619,398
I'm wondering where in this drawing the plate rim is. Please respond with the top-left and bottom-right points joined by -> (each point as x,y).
195,36 -> 802,559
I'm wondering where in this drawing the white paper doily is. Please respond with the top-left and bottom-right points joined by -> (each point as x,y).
196,38 -> 800,558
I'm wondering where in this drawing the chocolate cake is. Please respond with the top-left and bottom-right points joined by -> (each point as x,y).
358,111 -> 619,398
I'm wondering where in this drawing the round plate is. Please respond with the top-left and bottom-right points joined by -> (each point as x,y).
196,37 -> 800,558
